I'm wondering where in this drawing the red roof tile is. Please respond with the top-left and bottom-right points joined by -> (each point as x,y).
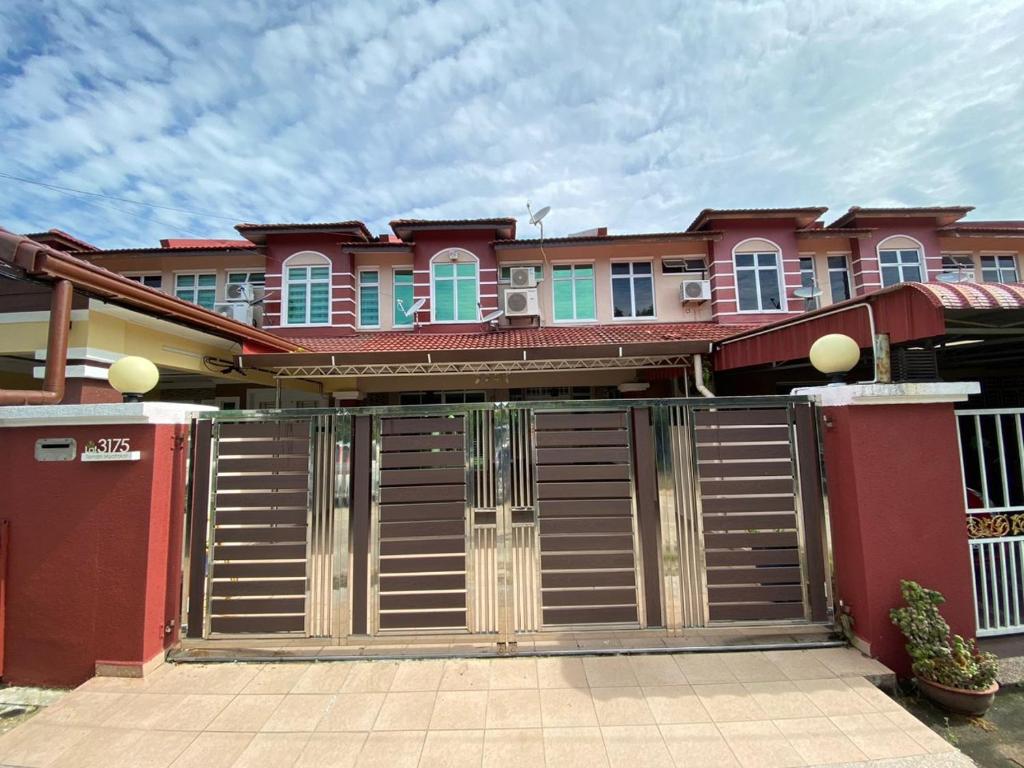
285,323 -> 755,354
160,239 -> 250,248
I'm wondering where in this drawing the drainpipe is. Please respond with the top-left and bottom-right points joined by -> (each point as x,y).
0,279 -> 72,405
693,353 -> 715,397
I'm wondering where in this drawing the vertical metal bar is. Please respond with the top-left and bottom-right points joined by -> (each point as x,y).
684,404 -> 710,626
1016,415 -> 1024,508
465,411 -> 476,634
333,413 -> 352,639
787,404 -> 813,622
202,422 -> 221,639
996,416 -> 1010,509
303,417 -> 316,637
969,541 -> 982,632
1001,541 -> 1012,631
988,541 -> 1001,628
980,541 -> 991,630
369,416 -> 382,635
653,404 -> 683,633
625,407 -> 647,628
975,415 -> 990,508
529,408 -> 544,631
494,406 -> 513,643
1014,539 -> 1022,628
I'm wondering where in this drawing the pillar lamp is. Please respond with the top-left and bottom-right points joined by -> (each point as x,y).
107,356 -> 160,402
809,333 -> 860,386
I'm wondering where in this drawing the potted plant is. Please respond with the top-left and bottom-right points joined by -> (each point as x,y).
890,580 -> 999,716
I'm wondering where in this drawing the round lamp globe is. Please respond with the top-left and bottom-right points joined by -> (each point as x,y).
107,356 -> 160,401
809,334 -> 860,378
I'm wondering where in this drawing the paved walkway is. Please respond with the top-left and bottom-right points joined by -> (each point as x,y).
0,648 -> 967,768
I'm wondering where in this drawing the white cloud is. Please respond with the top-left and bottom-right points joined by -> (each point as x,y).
0,0 -> 1022,248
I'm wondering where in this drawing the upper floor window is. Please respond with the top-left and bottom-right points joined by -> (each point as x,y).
394,269 -> 415,327
798,257 -> 819,311
878,236 -> 924,287
432,257 -> 478,323
227,271 -> 265,286
827,256 -> 851,302
662,257 -> 706,274
358,270 -> 380,327
126,274 -> 162,290
734,243 -> 783,312
941,254 -> 974,272
175,273 -> 216,309
981,255 -> 1018,283
498,265 -> 544,283
552,264 -> 596,322
611,262 -> 655,318
284,253 -> 331,325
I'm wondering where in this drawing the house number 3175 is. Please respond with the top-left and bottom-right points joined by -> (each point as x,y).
96,438 -> 131,453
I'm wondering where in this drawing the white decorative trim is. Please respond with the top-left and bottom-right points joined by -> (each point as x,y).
0,310 -> 90,324
34,347 -> 121,364
791,382 -> 980,407
0,402 -> 219,427
33,364 -> 109,381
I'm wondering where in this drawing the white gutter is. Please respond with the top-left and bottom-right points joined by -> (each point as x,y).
693,353 -> 715,397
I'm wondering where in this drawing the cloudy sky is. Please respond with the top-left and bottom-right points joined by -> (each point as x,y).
1,0 -> 1023,249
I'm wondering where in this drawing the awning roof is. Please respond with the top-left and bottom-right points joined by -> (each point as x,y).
713,282 -> 1024,372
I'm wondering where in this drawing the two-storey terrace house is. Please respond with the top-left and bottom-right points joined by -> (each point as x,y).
24,204 -> 1024,406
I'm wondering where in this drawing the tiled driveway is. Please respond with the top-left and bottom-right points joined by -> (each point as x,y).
0,648 -> 968,768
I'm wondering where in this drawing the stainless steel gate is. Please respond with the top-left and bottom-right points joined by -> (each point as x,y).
183,397 -> 831,642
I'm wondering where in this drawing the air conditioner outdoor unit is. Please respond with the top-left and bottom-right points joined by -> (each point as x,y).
504,288 -> 540,317
213,302 -> 254,325
508,266 -> 537,289
225,283 -> 254,302
680,279 -> 711,303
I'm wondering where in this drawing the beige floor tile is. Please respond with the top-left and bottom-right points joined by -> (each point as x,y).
536,656 -> 589,689
439,659 -> 491,690
895,720 -> 957,754
774,716 -> 868,765
354,730 -> 425,768
161,693 -> 235,730
340,661 -> 399,693
591,686 -> 655,726
660,722 -> 740,767
207,694 -> 284,732
53,728 -> 197,768
830,713 -> 928,760
840,676 -> 902,712
0,723 -> 92,767
693,683 -> 770,722
717,720 -> 806,768
372,691 -> 437,731
100,692 -> 185,729
242,663 -> 312,695
418,729 -> 485,768
642,685 -> 711,724
762,651 -> 836,681
485,689 -> 542,728
234,732 -> 312,768
317,692 -> 386,731
170,731 -> 254,768
149,663 -> 259,695
390,659 -> 446,692
430,690 -> 488,729
583,656 -> 639,687
261,694 -> 334,732
673,653 -> 738,685
293,663 -> 352,694
793,679 -> 876,717
810,648 -> 891,677
720,653 -> 788,683
539,686 -> 599,726
629,655 -> 687,686
543,725 -> 609,768
481,727 -> 545,768
487,657 -> 538,689
295,731 -> 368,768
601,724 -> 674,768
742,681 -> 822,719
36,691 -> 127,726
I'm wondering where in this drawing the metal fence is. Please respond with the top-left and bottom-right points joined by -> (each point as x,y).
957,408 -> 1024,636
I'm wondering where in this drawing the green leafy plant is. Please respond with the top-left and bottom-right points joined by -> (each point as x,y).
890,580 -> 998,691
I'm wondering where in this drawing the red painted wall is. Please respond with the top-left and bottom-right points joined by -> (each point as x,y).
411,230 -> 498,332
848,219 -> 944,295
822,402 -> 976,676
0,423 -> 187,686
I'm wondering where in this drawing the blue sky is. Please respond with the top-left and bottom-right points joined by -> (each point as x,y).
1,0 -> 1023,249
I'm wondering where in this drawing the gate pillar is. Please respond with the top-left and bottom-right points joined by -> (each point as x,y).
795,382 -> 979,676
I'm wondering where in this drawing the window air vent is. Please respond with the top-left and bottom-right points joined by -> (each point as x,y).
891,347 -> 939,383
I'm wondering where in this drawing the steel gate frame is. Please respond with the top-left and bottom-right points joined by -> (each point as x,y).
181,396 -> 832,644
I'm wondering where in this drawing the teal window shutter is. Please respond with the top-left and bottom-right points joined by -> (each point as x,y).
552,264 -> 595,321
286,264 -> 331,324
394,270 -> 414,326
359,270 -> 380,327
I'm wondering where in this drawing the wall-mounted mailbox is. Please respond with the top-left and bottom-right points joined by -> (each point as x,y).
34,438 -> 77,462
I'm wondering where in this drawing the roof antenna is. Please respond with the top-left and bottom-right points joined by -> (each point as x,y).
526,201 -> 552,274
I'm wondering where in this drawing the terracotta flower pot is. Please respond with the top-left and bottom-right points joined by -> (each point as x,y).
917,676 -> 999,716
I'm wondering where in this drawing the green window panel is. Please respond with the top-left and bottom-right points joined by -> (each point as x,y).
432,261 -> 478,322
394,270 -> 414,327
174,273 -> 217,310
286,264 -> 331,324
552,264 -> 596,321
359,271 -> 380,327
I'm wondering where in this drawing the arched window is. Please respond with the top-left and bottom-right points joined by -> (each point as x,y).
733,238 -> 785,312
431,248 -> 479,323
283,252 -> 331,325
878,236 -> 924,287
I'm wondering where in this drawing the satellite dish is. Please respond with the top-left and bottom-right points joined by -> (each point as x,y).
408,297 -> 426,313
937,270 -> 970,283
527,201 -> 550,226
793,285 -> 823,299
480,308 -> 504,322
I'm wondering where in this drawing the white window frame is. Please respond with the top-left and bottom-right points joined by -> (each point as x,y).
392,265 -> 416,328
732,239 -> 787,313
226,270 -> 266,286
430,248 -> 480,324
123,272 -> 164,290
661,256 -> 706,274
877,235 -> 927,288
357,267 -> 381,329
980,254 -> 1019,283
798,255 -> 819,311
609,259 -> 657,320
282,251 -> 332,327
173,270 -> 218,308
826,254 -> 852,303
550,261 -> 598,324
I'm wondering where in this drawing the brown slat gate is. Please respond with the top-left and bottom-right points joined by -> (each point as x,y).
535,411 -> 641,627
